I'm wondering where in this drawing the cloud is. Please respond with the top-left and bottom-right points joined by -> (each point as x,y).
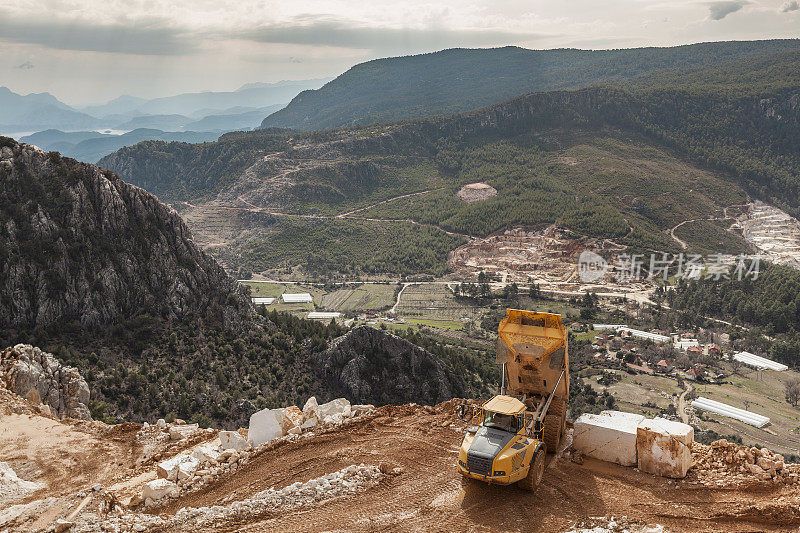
707,1 -> 749,20
0,12 -> 195,55
781,0 -> 799,12
236,17 -> 545,54
16,61 -> 34,70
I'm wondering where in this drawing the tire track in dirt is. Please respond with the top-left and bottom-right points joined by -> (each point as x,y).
148,405 -> 800,532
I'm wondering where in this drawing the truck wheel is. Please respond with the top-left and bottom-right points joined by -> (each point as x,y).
543,413 -> 562,453
548,397 -> 567,440
518,445 -> 545,492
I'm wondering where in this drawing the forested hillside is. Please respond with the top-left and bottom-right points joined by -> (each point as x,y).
259,40 -> 800,131
0,137 -> 496,428
100,46 -> 800,277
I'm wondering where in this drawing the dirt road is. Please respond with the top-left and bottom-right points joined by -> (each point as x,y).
154,405 -> 800,532
678,382 -> 693,424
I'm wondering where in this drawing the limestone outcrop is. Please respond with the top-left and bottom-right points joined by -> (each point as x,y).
0,138 -> 252,332
313,326 -> 453,406
0,344 -> 90,419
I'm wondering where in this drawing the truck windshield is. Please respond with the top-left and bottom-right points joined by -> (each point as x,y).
482,411 -> 519,433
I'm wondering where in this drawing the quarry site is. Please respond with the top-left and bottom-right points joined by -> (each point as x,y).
735,201 -> 800,267
447,225 -> 651,297
4,339 -> 800,532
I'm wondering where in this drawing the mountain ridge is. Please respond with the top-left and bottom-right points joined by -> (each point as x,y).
259,39 -> 800,131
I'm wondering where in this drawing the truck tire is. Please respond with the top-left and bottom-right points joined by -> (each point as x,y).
548,397 -> 567,439
543,413 -> 562,453
518,444 -> 545,492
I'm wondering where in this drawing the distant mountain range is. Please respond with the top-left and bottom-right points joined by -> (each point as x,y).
20,128 -> 223,163
260,40 -> 800,131
1,80 -> 326,162
79,80 -> 329,119
0,79 -> 327,135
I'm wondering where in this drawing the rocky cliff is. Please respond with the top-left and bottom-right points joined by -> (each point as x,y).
0,344 -> 90,419
313,326 -> 454,406
0,138 -> 251,332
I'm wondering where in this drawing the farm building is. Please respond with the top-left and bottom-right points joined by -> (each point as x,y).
674,339 -> 700,351
690,397 -> 770,427
251,297 -> 275,305
592,325 -> 669,343
732,351 -> 788,371
282,293 -> 313,303
307,312 -> 342,320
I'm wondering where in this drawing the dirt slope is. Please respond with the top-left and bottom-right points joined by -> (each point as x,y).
4,391 -> 800,532
153,404 -> 800,532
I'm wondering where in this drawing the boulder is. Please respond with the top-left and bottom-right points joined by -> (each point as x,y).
283,406 -> 304,430
168,424 -> 198,441
573,411 -> 645,467
303,397 -> 320,420
142,479 -> 179,501
248,408 -> 282,446
176,456 -> 200,481
352,404 -> 375,416
319,398 -> 350,419
301,417 -> 318,430
272,406 -> 303,434
157,455 -> 194,481
192,444 -> 221,464
636,418 -> 694,478
219,431 -> 250,451
0,345 -> 91,420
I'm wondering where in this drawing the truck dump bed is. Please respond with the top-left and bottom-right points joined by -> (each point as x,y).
496,310 -> 568,400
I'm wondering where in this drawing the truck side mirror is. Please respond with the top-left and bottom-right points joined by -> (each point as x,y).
524,413 -> 535,437
457,404 -> 475,422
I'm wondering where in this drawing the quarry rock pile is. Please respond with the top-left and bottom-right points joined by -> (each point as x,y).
690,439 -> 800,486
138,396 -> 376,506
0,344 -> 90,420
76,464 -> 384,531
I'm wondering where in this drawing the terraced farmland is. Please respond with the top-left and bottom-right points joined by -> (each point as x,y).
394,283 -> 482,330
318,284 -> 398,312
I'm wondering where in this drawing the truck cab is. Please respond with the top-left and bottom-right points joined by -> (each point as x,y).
457,395 -> 546,488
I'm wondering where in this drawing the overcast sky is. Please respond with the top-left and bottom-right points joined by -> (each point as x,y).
1,0 -> 799,106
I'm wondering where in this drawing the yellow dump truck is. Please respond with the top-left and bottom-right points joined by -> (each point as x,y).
457,309 -> 569,491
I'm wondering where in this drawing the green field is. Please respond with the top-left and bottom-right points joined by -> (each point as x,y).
240,281 -> 398,316
318,283 -> 398,311
394,284 -> 481,326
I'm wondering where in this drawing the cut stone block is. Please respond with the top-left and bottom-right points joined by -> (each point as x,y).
156,454 -> 193,481
192,444 -> 221,464
168,423 -> 198,441
637,418 -> 694,478
319,398 -> 350,419
176,456 -> 200,481
573,411 -> 645,467
248,408 -> 282,446
219,430 -> 250,451
142,479 -> 179,501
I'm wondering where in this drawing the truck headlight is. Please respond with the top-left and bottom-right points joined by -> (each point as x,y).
493,470 -> 506,476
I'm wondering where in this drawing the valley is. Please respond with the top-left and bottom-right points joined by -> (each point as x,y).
4,30 -> 800,532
